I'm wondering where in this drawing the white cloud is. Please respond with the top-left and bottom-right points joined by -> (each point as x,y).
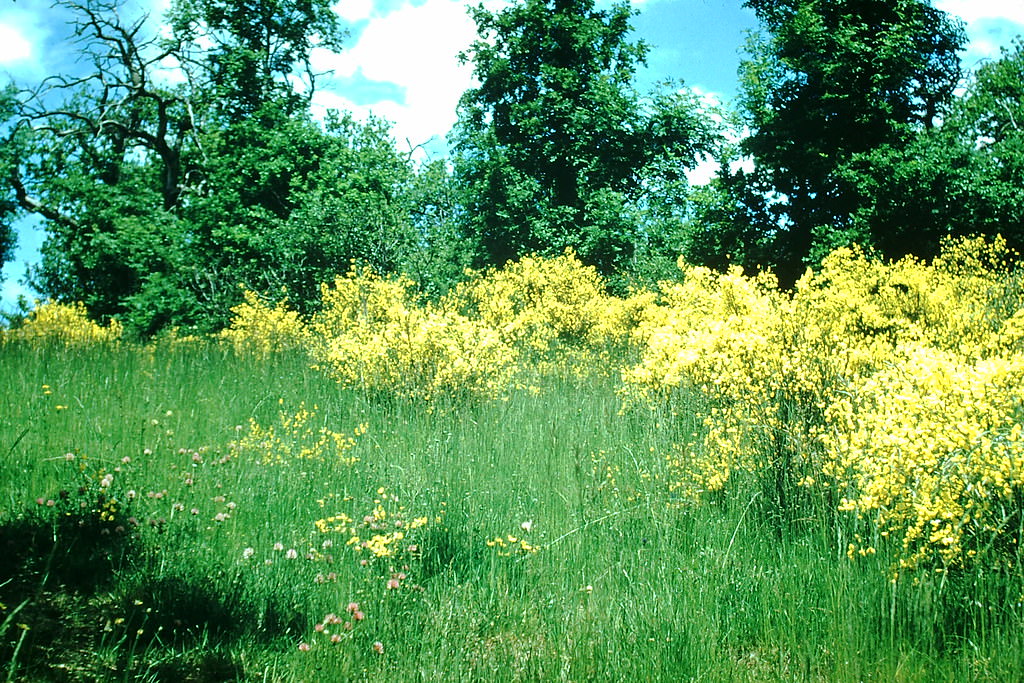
0,23 -> 32,65
935,1 -> 1024,28
313,0 -> 487,152
935,1 -> 1024,70
335,0 -> 374,23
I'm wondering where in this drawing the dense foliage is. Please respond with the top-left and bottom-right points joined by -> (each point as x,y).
16,238 -> 1019,574
451,0 -> 719,279
0,0 -> 1022,335
1,0 -> 468,335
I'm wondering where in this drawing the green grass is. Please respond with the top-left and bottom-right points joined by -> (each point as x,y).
1,341 -> 1023,681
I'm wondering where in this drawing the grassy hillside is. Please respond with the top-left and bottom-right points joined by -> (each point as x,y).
2,241 -> 1023,681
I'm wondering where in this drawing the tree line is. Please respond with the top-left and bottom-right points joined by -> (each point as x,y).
1,0 -> 1021,335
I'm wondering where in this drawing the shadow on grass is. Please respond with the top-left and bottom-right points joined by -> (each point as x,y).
0,511 -> 300,681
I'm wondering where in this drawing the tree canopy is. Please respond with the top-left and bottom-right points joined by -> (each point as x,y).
1,0 -> 1021,332
451,0 -> 720,277
2,0 -> 453,334
716,0 -> 967,283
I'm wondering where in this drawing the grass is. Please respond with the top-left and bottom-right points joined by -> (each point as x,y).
1,340 -> 1023,681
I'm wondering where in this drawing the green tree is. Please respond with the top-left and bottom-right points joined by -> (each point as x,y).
0,85 -> 21,280
5,0 -> 426,335
452,0 -> 718,277
726,0 -> 965,282
8,0 -> 196,325
836,38 -> 1024,261
167,0 -> 344,119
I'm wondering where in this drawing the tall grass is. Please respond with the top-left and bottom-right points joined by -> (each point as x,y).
2,339 -> 1022,681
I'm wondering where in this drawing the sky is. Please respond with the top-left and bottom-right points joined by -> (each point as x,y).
1,0 -> 1023,311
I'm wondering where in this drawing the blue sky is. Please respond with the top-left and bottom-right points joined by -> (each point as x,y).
1,0 -> 1023,311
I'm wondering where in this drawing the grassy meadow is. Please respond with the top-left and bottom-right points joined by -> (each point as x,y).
2,241 -> 1024,681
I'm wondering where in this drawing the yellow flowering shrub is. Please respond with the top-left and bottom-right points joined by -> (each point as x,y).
310,267 -> 518,402
219,290 -> 311,356
623,236 -> 1024,569
825,344 -> 1024,569
446,250 -> 633,353
2,300 -> 122,346
622,264 -> 815,498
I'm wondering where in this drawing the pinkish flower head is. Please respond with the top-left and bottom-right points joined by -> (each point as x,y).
346,602 -> 359,614
372,641 -> 384,654
298,642 -> 310,652
353,611 -> 365,622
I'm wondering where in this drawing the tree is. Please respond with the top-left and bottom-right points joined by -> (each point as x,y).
8,0 -> 197,323
836,38 -> 1024,261
452,0 -> 719,277
167,0 -> 344,119
4,0 -> 427,335
727,0 -> 965,282
0,86 -> 21,280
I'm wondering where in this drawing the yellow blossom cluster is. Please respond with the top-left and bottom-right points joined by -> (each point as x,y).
309,267 -> 519,402
218,289 -> 310,356
623,236 -> 1024,569
316,487 -> 434,560
447,250 -> 635,353
486,534 -> 539,557
826,345 -> 1024,568
623,263 -> 802,498
234,400 -> 363,466
2,301 -> 123,346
